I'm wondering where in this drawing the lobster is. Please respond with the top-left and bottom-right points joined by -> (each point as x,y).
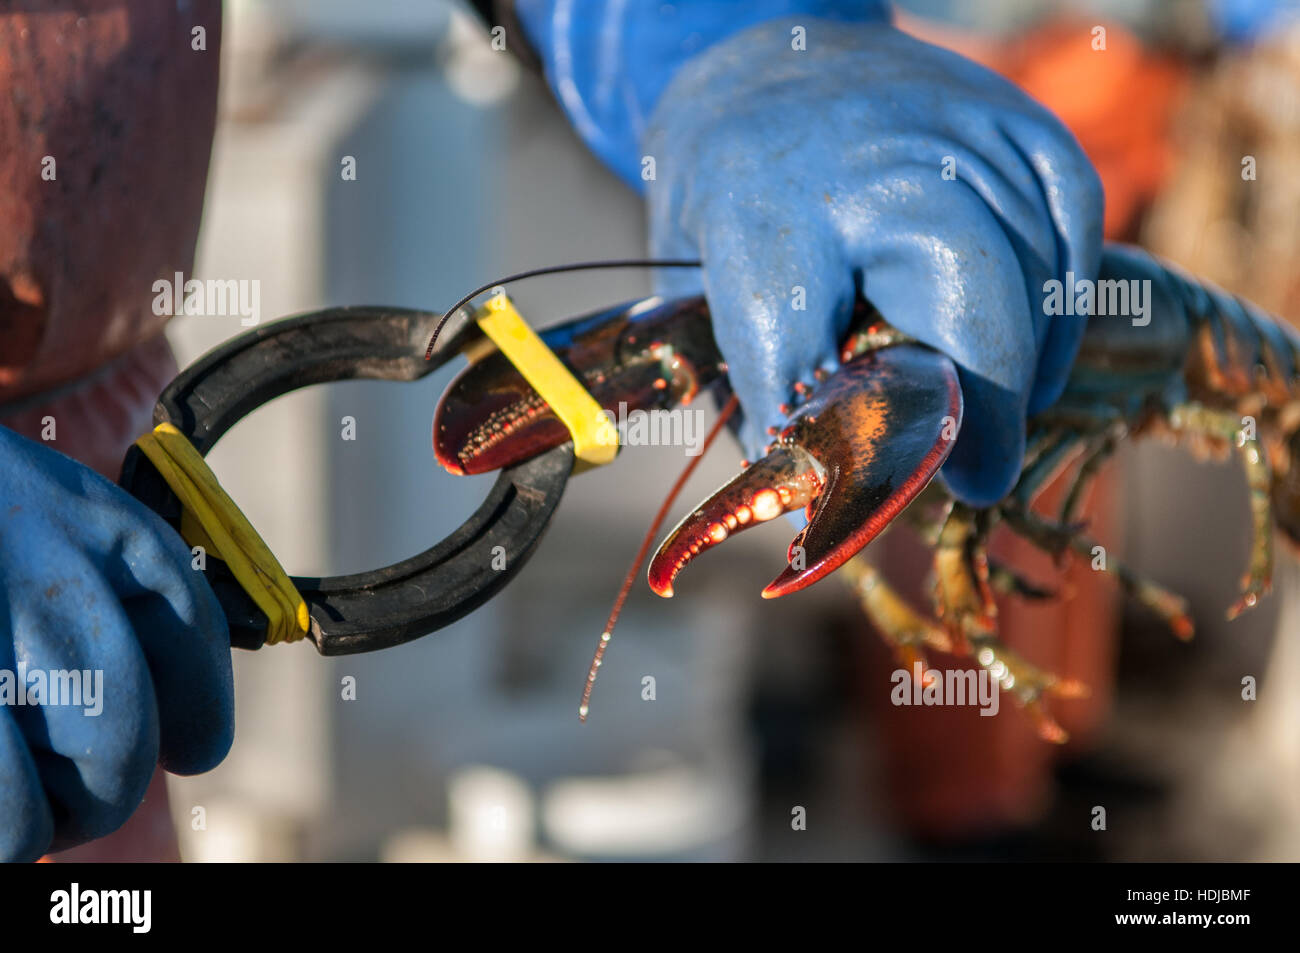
432,243 -> 1300,740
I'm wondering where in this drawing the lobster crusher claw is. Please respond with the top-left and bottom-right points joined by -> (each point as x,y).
119,305 -> 572,655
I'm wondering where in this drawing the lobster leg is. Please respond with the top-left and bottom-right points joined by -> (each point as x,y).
1013,427 -> 1088,511
929,503 -> 1085,742
931,502 -> 998,655
933,419 -> 1125,737
1058,426 -> 1123,527
987,559 -> 1060,601
1167,402 -> 1274,619
999,503 -> 1194,640
1021,426 -> 1078,475
965,629 -> 1088,744
840,555 -> 951,673
850,527 -> 1082,742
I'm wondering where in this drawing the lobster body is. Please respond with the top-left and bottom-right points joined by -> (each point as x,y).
432,243 -> 1300,737
1045,246 -> 1300,556
1056,246 -> 1300,430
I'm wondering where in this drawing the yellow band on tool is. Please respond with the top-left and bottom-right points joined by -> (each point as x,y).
134,423 -> 310,645
475,293 -> 619,465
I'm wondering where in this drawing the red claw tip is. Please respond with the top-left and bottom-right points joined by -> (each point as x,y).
760,565 -> 808,600
646,565 -> 675,598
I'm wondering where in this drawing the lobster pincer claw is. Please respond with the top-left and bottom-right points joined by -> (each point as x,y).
648,344 -> 963,599
434,296 -> 722,475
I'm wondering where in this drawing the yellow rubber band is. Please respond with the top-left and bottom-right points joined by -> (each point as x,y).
475,293 -> 619,466
134,423 -> 310,645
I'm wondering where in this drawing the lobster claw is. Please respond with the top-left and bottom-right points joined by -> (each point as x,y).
434,297 -> 721,475
647,344 -> 963,598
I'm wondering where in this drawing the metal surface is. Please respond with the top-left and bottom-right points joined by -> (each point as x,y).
119,304 -> 572,655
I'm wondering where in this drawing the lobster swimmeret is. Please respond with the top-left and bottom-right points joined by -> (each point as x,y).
432,244 -> 1300,740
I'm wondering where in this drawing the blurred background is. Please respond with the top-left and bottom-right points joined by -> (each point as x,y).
160,0 -> 1300,861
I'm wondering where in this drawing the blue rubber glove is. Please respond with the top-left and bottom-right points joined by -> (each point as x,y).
518,7 -> 1103,506
1209,0 -> 1300,43
514,1 -> 890,186
0,425 -> 234,862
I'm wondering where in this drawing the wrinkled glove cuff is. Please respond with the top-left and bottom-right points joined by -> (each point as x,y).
513,0 -> 891,187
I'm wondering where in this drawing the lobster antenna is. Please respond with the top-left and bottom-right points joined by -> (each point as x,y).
579,394 -> 741,722
424,258 -> 703,360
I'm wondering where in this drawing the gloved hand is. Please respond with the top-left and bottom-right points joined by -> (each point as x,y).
0,425 -> 234,862
517,6 -> 1103,506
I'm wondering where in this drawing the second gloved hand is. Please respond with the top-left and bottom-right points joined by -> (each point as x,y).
0,426 -> 234,862
644,19 -> 1104,506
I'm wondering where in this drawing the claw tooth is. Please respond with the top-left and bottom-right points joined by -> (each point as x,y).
751,489 -> 783,521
